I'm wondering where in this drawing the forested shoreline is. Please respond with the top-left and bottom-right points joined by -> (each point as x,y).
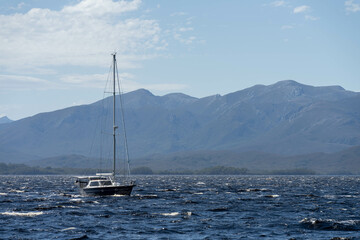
0,163 -> 319,175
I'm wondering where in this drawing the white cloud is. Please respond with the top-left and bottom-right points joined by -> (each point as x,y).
174,34 -> 196,45
0,0 -> 196,94
11,2 -> 25,10
62,0 -> 141,16
270,1 -> 287,7
293,5 -> 310,14
305,15 -> 319,21
167,13 -> 197,46
185,17 -> 194,25
0,74 -> 58,90
0,0 -> 163,72
345,0 -> 360,13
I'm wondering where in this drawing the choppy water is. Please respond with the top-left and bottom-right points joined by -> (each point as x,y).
1,175 -> 360,239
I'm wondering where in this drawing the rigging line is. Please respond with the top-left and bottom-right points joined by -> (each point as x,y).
116,64 -> 129,177
115,59 -> 131,177
99,62 -> 113,172
89,63 -> 113,172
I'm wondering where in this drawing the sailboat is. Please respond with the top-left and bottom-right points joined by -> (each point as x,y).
75,53 -> 135,196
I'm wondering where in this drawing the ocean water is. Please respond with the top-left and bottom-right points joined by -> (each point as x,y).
0,175 -> 360,239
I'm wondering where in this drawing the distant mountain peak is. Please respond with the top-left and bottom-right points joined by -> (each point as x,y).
130,88 -> 154,96
273,80 -> 303,87
273,80 -> 345,92
0,116 -> 13,124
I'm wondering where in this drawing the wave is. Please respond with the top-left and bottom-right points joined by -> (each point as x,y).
9,189 -> 25,193
158,212 -> 192,218
265,194 -> 280,198
300,218 -> 360,231
61,227 -> 77,231
69,198 -> 84,203
238,188 -> 270,192
112,194 -> 127,197
1,211 -> 44,217
135,194 -> 158,199
160,212 -> 180,216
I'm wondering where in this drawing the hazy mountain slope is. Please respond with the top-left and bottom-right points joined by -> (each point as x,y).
26,146 -> 360,174
132,145 -> 360,174
28,154 -> 98,169
0,146 -> 40,163
0,80 -> 359,164
0,105 -> 103,158
184,81 -> 360,154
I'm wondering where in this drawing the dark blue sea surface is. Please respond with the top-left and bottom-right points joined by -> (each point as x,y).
1,175 -> 360,239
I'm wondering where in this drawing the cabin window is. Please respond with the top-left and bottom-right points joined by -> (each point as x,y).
89,181 -> 100,186
102,181 -> 112,186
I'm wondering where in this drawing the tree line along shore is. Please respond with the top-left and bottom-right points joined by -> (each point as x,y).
0,163 -> 318,175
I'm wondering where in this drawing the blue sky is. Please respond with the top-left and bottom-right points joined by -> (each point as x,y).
0,0 -> 359,120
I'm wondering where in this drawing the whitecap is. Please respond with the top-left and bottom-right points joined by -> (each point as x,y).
0,193 -> 7,196
113,194 -> 126,197
69,198 -> 84,203
196,182 -> 205,185
193,192 -> 203,195
160,212 -> 180,216
324,194 -> 336,199
1,211 -> 44,217
61,227 -> 77,231
71,195 -> 82,198
265,194 -> 280,198
300,218 -> 360,231
9,189 -> 24,193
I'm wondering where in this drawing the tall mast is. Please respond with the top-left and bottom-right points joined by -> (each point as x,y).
112,53 -> 117,178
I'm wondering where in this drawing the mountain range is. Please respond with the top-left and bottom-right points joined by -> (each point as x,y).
0,80 -> 359,173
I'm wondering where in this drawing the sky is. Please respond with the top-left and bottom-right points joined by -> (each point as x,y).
0,0 -> 360,120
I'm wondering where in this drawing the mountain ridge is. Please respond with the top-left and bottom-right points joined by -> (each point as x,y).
0,80 -> 359,169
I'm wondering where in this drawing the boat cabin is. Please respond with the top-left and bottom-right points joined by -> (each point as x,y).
75,174 -> 113,188
87,180 -> 113,187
